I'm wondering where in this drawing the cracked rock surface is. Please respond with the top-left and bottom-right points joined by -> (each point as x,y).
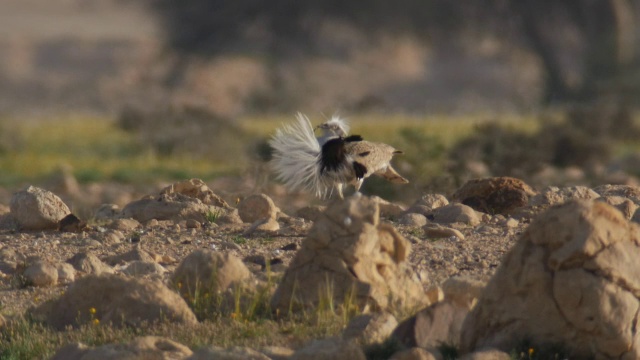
461,200 -> 640,359
271,195 -> 428,312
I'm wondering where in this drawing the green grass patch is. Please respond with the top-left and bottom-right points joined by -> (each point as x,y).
0,115 -> 238,187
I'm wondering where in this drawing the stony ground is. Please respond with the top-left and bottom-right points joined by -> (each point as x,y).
0,189 -> 525,317
3,176 -> 640,359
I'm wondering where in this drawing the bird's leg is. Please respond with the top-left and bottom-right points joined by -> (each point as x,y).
336,183 -> 344,199
354,178 -> 364,193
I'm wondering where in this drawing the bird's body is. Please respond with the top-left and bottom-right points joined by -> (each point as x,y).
269,113 -> 408,199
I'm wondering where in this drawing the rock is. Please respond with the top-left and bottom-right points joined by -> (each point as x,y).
592,184 -> 640,205
633,208 -> 640,224
107,218 -> 141,232
67,252 -> 113,275
502,217 -> 519,228
100,229 -> 125,245
32,274 -> 197,329
431,204 -> 480,225
94,203 -> 121,221
122,192 -> 213,223
243,255 -> 282,270
425,286 -> 444,304
105,246 -> 155,266
410,194 -> 449,212
51,336 -> 193,360
451,177 -> 536,215
215,208 -> 244,225
23,260 -> 58,287
10,185 -> 71,230
56,263 -> 76,284
389,347 -> 439,360
171,249 -> 252,299
188,346 -> 270,360
160,178 -> 230,208
343,312 -> 398,344
398,213 -> 428,226
122,261 -> 167,277
296,205 -> 326,222
271,195 -> 427,313
404,205 -> 433,217
441,276 -> 486,310
58,214 -> 87,232
237,194 -> 278,223
185,219 -> 201,229
260,346 -> 295,360
371,195 -> 406,218
460,200 -> 640,358
529,185 -> 599,207
509,205 -> 546,222
458,349 -> 511,360
0,213 -> 17,230
244,218 -> 280,235
50,343 -> 90,360
0,248 -> 26,275
392,301 -> 469,350
596,195 -> 638,220
423,224 -> 465,240
291,337 -> 366,360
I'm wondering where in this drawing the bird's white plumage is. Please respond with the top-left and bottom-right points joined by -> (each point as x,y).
269,113 -> 332,198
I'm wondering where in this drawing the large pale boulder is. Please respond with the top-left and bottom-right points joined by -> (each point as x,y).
51,336 -> 193,360
271,195 -> 427,312
32,274 -> 197,329
10,185 -> 70,230
461,200 -> 640,359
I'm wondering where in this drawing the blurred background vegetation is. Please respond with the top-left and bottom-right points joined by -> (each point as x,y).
0,0 -> 640,207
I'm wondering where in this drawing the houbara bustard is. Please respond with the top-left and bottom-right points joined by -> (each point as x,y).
269,113 -> 408,199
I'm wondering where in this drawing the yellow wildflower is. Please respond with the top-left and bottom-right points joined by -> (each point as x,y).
89,307 -> 97,315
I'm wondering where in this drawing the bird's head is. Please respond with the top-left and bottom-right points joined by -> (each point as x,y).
315,116 -> 350,137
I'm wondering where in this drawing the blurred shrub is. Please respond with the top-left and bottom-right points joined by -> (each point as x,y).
448,103 -> 639,183
0,121 -> 24,154
117,104 -> 251,165
449,122 -> 543,182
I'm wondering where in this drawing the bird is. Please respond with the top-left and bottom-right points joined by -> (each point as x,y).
315,115 -> 350,145
269,113 -> 408,199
